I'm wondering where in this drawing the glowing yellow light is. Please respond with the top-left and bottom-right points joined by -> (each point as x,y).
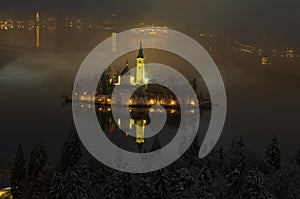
190,109 -> 195,114
171,109 -> 176,114
190,100 -> 196,106
125,132 -> 129,136
83,92 -> 87,95
170,100 -> 176,105
107,98 -> 111,102
107,107 -> 111,111
149,99 -> 155,104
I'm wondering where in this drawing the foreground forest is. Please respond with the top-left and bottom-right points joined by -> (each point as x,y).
1,130 -> 300,199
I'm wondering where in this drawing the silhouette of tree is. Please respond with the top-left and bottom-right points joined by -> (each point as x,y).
11,145 -> 26,197
265,135 -> 281,170
28,142 -> 47,181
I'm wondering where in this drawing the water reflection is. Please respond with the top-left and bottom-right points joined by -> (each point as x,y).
74,104 -> 209,153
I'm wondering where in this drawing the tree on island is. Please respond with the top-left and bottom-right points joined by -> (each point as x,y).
11,145 -> 26,197
265,135 -> 281,170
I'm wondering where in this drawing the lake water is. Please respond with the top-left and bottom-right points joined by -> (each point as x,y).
0,29 -> 300,162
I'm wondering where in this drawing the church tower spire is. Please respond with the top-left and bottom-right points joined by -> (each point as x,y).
137,41 -> 144,58
135,41 -> 145,84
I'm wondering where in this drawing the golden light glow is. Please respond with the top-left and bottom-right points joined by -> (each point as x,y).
190,100 -> 196,106
149,99 -> 155,105
170,100 -> 176,105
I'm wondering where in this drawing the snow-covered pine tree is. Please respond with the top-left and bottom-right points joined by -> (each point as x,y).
240,169 -> 272,199
103,169 -> 130,199
265,134 -> 281,170
225,168 -> 243,198
194,166 -> 216,198
265,171 -> 289,199
153,168 -> 171,199
170,167 -> 195,198
62,166 -> 89,199
61,130 -> 82,171
135,173 -> 154,199
87,158 -> 108,197
28,164 -> 53,199
28,142 -> 48,181
11,145 -> 26,197
228,139 -> 247,173
50,171 -> 64,199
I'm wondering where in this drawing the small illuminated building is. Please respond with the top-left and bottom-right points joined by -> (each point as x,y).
261,57 -> 271,65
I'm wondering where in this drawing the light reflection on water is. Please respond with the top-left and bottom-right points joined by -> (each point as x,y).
76,104 -> 210,154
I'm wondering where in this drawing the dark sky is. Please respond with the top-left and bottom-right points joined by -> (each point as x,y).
2,0 -> 300,45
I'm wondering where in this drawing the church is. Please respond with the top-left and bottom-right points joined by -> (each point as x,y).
114,42 -> 146,86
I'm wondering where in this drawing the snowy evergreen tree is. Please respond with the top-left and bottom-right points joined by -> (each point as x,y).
27,164 -> 53,199
11,145 -> 26,197
194,166 -> 216,198
135,173 -> 154,199
170,167 -> 195,198
61,130 -> 82,171
228,139 -> 248,173
28,142 -> 48,181
50,171 -> 64,199
103,169 -> 132,199
153,169 -> 171,199
87,158 -> 108,197
265,171 -> 289,199
265,135 -> 281,170
240,169 -> 272,199
225,168 -> 243,198
62,166 -> 89,199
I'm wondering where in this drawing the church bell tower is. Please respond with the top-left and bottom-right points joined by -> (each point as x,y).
135,42 -> 145,85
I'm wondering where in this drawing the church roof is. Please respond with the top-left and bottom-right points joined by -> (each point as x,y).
137,41 -> 144,58
120,60 -> 131,76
